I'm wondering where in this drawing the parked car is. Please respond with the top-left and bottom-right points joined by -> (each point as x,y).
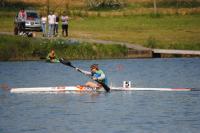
14,10 -> 41,35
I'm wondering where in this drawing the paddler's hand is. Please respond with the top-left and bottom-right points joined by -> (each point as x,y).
76,68 -> 82,73
92,77 -> 97,80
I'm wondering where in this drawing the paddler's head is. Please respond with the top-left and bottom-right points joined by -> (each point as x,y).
50,49 -> 55,57
51,49 -> 55,53
90,64 -> 99,72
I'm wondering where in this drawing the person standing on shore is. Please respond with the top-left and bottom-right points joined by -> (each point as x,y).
54,13 -> 59,36
41,14 -> 47,37
61,11 -> 69,37
48,11 -> 56,37
18,8 -> 27,33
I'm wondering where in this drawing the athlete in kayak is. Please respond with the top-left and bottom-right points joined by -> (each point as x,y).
76,64 -> 108,89
46,49 -> 59,63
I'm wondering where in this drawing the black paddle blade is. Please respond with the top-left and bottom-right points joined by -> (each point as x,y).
96,80 -> 110,92
102,83 -> 110,92
59,58 -> 75,68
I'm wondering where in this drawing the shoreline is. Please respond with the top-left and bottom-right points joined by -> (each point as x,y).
0,34 -> 200,61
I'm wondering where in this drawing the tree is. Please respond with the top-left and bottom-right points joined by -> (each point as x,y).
86,0 -> 126,9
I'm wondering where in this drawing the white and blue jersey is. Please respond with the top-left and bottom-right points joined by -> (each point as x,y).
91,69 -> 108,85
78,68 -> 108,85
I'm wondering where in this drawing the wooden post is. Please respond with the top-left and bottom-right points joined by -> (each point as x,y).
153,0 -> 157,14
176,0 -> 179,14
65,0 -> 70,11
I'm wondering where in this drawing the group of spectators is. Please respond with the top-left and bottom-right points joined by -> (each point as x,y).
17,8 -> 69,37
41,11 -> 69,37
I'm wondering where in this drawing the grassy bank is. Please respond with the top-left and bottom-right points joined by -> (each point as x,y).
0,35 -> 128,61
1,0 -> 200,51
70,14 -> 200,50
1,14 -> 200,50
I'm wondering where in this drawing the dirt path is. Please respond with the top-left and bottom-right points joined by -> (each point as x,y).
0,32 -> 13,35
71,38 -> 150,51
0,32 -> 150,51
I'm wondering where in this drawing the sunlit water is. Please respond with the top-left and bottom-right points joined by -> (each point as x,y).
0,58 -> 200,133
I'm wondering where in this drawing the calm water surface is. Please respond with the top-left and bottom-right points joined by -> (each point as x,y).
0,58 -> 200,133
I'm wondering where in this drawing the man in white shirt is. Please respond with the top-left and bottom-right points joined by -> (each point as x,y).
48,12 -> 56,37
61,11 -> 69,37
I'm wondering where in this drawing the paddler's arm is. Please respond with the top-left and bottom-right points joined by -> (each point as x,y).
46,53 -> 50,60
76,68 -> 91,75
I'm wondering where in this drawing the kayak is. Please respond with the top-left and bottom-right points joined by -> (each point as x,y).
10,86 -> 192,93
46,58 -> 60,63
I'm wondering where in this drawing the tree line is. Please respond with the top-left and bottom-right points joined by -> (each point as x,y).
1,0 -> 200,8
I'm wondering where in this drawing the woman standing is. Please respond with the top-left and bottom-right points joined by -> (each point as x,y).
41,14 -> 47,37
18,8 -> 27,33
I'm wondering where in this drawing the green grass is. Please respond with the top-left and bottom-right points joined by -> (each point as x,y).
70,14 -> 200,50
0,16 -> 14,32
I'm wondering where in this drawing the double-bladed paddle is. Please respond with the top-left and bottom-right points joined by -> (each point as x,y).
59,58 -> 110,92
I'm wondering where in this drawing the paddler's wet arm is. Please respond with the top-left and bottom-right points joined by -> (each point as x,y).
76,68 -> 91,75
46,54 -> 50,60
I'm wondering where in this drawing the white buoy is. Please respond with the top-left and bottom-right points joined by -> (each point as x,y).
123,81 -> 131,88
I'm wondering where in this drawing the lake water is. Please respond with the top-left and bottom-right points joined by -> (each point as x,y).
0,58 -> 200,133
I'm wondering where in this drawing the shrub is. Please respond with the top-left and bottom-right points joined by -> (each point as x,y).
0,35 -> 128,60
86,0 -> 127,10
146,36 -> 157,48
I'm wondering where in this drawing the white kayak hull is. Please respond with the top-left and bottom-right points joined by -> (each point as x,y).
10,86 -> 192,93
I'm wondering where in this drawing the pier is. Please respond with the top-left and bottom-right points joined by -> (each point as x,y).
152,49 -> 200,58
